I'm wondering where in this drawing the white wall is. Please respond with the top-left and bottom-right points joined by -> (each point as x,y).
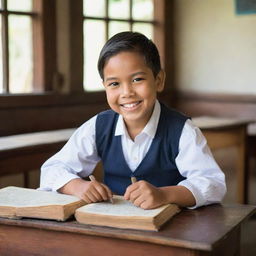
174,0 -> 256,95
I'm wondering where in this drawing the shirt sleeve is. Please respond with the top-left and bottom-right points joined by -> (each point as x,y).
176,119 -> 227,209
39,115 -> 100,192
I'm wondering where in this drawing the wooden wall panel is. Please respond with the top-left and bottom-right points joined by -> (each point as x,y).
0,91 -> 172,136
174,91 -> 256,120
0,94 -> 108,136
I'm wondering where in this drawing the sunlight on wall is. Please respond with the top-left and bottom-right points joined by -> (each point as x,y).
174,0 -> 256,95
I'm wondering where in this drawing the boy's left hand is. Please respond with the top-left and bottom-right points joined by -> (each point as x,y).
123,180 -> 167,209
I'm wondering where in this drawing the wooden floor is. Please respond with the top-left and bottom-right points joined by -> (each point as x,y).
213,147 -> 256,256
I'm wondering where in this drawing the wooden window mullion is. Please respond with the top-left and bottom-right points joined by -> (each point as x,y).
1,0 -> 9,92
33,0 -> 56,92
32,0 -> 44,91
105,0 -> 109,40
129,0 -> 133,30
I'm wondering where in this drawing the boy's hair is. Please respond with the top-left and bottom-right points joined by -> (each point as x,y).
97,31 -> 161,79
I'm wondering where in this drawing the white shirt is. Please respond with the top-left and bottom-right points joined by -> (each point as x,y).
40,101 -> 226,209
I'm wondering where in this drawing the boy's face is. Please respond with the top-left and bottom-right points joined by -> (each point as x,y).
102,51 -> 165,130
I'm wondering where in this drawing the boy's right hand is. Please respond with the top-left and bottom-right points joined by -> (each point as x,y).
58,178 -> 113,204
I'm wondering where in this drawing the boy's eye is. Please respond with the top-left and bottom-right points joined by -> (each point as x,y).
133,77 -> 144,83
108,82 -> 119,87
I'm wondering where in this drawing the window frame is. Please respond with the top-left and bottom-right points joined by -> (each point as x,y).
0,0 -> 56,94
0,0 -> 169,107
83,0 -> 156,39
83,0 -> 159,92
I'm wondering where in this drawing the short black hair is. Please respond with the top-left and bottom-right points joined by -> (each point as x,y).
97,31 -> 161,79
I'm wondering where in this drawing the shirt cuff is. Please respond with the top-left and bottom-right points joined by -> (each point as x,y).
178,180 -> 206,209
51,173 -> 81,192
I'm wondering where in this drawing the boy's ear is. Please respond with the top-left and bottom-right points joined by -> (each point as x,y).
156,70 -> 165,92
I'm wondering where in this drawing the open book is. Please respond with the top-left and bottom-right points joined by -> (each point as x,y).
75,195 -> 180,231
0,187 -> 180,231
0,186 -> 85,221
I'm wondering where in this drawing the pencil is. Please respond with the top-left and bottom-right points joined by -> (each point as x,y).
89,175 -> 96,181
131,176 -> 137,184
89,175 -> 114,203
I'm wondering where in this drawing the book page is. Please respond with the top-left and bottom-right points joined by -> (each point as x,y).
0,186 -> 80,207
77,195 -> 169,217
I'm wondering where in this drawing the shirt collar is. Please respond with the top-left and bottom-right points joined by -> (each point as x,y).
115,100 -> 161,139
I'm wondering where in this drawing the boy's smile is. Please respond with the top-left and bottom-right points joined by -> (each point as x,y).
103,51 -> 165,138
120,100 -> 142,111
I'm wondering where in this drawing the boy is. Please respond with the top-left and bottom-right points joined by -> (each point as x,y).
40,32 -> 226,209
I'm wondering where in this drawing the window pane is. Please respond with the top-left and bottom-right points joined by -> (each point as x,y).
0,16 -> 3,93
84,20 -> 105,91
8,0 -> 32,12
132,23 -> 153,39
132,0 -> 153,21
9,15 -> 33,93
83,0 -> 105,17
109,21 -> 130,38
109,0 -> 129,19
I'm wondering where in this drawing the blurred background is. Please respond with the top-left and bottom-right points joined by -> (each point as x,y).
0,1 -> 256,254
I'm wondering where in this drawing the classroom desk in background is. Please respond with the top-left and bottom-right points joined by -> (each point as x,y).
0,129 -> 75,187
0,204 -> 255,256
193,116 -> 251,204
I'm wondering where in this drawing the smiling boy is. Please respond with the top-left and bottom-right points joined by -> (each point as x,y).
40,32 -> 226,209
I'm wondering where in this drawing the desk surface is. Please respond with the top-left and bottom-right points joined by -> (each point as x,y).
192,116 -> 251,130
0,204 -> 255,254
0,116 -> 251,152
0,128 -> 75,152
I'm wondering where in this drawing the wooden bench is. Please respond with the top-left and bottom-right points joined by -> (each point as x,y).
248,122 -> 256,157
193,116 -> 252,204
0,129 -> 75,187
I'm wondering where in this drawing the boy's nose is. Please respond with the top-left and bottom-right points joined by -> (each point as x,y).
121,83 -> 135,97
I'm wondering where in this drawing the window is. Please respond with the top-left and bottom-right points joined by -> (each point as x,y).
0,0 -> 34,93
0,0 -> 56,94
83,0 -> 155,92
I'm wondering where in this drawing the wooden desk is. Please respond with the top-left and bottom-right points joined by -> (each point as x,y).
193,117 -> 251,204
0,204 -> 254,256
0,129 -> 75,186
248,122 -> 256,157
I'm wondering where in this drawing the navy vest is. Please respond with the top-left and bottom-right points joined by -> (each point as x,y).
95,103 -> 188,195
